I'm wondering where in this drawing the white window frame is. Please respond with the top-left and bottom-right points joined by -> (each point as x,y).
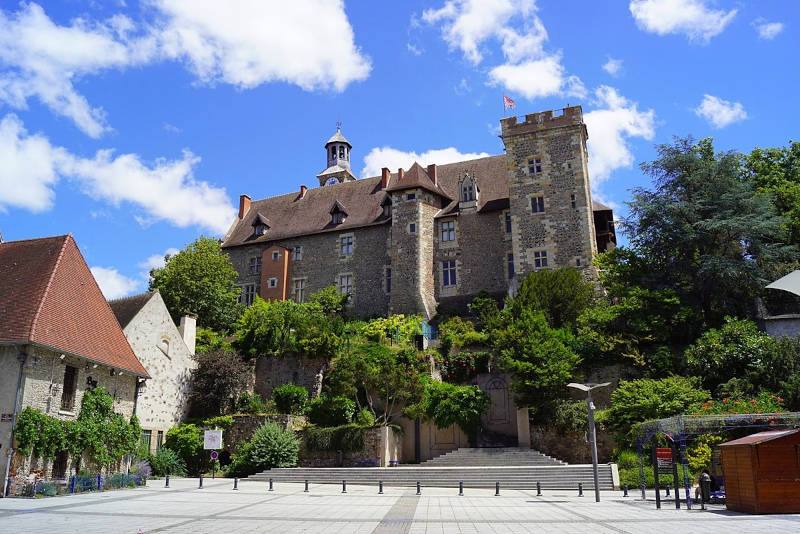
441,220 -> 455,242
340,235 -> 353,256
528,156 -> 542,174
531,195 -> 545,213
272,251 -> 280,260
241,283 -> 257,305
293,246 -> 303,260
292,278 -> 306,303
248,256 -> 262,275
267,277 -> 278,288
533,250 -> 548,269
338,273 -> 353,295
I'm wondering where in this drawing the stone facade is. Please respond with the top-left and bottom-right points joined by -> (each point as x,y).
223,106 -> 611,319
298,426 -> 402,468
254,355 -> 328,400
1,345 -> 137,485
115,292 -> 196,454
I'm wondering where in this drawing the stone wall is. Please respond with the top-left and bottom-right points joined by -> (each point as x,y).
227,224 -> 391,318
297,426 -> 402,467
530,425 -> 615,464
254,355 -> 327,400
224,414 -> 307,455
502,107 -> 597,282
122,292 -> 195,452
764,314 -> 800,339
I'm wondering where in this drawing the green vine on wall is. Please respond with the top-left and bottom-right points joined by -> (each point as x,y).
14,387 -> 140,469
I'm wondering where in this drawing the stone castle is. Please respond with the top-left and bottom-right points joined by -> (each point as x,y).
221,106 -> 615,318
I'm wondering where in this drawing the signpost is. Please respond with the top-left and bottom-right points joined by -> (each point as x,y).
204,430 -> 222,480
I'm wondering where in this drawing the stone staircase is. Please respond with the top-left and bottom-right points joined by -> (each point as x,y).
250,448 -> 615,490
420,447 -> 566,467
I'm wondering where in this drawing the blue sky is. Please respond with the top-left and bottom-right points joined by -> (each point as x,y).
0,0 -> 797,299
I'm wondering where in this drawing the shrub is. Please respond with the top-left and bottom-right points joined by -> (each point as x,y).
552,399 -> 588,434
691,391 -> 786,415
131,459 -> 152,479
148,448 -> 188,477
204,415 -> 235,429
619,466 -> 656,489
614,449 -> 639,471
420,381 -> 490,441
272,383 -> 309,415
307,394 -> 355,427
164,424 -> 208,476
235,392 -> 267,414
355,408 -> 375,427
305,424 -> 365,452
228,422 -> 299,477
359,315 -> 422,346
439,351 -> 491,383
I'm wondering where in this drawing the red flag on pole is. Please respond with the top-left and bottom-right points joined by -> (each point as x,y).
503,94 -> 516,109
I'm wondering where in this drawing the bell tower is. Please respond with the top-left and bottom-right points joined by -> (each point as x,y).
317,123 -> 357,186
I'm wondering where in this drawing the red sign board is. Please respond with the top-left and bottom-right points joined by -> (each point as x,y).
656,448 -> 673,469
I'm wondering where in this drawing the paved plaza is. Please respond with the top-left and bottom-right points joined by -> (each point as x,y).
1,477 -> 798,533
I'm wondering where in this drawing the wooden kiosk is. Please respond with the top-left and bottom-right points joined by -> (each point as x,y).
719,429 -> 800,513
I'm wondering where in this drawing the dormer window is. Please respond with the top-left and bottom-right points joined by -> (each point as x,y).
458,172 -> 478,204
251,213 -> 270,236
381,196 -> 392,218
330,200 -> 348,225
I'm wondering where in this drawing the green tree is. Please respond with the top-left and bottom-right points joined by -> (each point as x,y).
164,423 -> 208,476
508,268 -> 594,329
419,381 -> 490,442
495,309 -> 581,416
605,377 -> 710,443
308,285 -> 350,317
228,422 -> 300,477
189,349 -> 253,416
622,137 -> 796,327
744,142 -> 800,245
272,383 -> 308,414
149,237 -> 243,332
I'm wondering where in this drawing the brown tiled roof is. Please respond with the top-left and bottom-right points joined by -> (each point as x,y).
109,291 -> 156,329
385,162 -> 452,199
719,429 -> 799,447
0,235 -> 149,377
222,154 -> 608,248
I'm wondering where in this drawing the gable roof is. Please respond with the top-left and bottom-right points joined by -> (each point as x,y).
719,429 -> 799,447
222,154 -> 610,249
0,235 -> 149,377
385,162 -> 451,199
109,291 -> 157,329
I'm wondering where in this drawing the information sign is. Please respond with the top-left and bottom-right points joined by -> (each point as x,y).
204,429 -> 223,450
656,448 -> 673,472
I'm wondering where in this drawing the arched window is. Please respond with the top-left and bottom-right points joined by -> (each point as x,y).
331,147 -> 337,159
459,173 -> 477,203
339,146 -> 345,159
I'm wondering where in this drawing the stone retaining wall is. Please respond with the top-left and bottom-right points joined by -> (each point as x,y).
225,414 -> 307,455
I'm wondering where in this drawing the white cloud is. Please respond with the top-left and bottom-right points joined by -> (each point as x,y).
162,122 -> 181,133
0,113 -> 235,233
583,86 -> 656,186
629,0 -> 737,42
752,18 -> 784,40
154,0 -> 371,92
694,94 -> 747,128
422,0 -> 583,101
91,266 -> 139,299
361,147 -> 490,178
489,55 -> 586,100
602,57 -> 623,76
139,248 -> 180,271
0,2 -> 369,136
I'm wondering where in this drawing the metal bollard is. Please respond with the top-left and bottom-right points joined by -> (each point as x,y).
304,480 -> 309,493
536,481 -> 542,496
416,481 -> 421,495
495,482 -> 500,496
578,483 -> 583,497
32,479 -> 38,496
199,475 -> 203,489
268,478 -> 273,492
165,474 -> 170,488
233,477 -> 238,491
379,481 -> 383,494
459,481 -> 463,496
623,484 -> 628,497
665,485 -> 670,497
97,474 -> 102,491
342,480 -> 347,493
70,476 -> 76,494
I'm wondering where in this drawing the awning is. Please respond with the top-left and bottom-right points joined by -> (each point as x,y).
766,270 -> 800,297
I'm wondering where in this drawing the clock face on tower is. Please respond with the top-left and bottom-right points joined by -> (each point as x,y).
325,177 -> 339,186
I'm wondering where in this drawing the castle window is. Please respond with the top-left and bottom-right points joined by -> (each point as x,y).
570,193 -> 576,209
442,260 -> 457,287
141,430 -> 152,452
459,174 -> 477,203
409,223 -> 416,234
331,147 -> 336,158
254,224 -> 268,236
338,274 -> 353,295
293,279 -> 306,302
294,246 -> 303,260
407,193 -> 416,201
505,212 -> 512,233
339,146 -> 345,158
272,251 -> 280,260
332,211 -> 344,224
157,431 -> 164,451
533,250 -> 548,269
340,235 -> 353,256
268,278 -> 278,288
508,253 -> 515,279
531,196 -> 545,213
241,284 -> 257,305
248,256 -> 262,275
528,157 -> 542,174
382,200 -> 391,217
576,258 -> 581,267
60,365 -> 78,412
441,220 -> 455,242
385,267 -> 391,294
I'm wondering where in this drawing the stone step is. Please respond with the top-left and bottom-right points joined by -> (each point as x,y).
420,447 -> 566,467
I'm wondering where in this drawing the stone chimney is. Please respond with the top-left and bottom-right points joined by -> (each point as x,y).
397,168 -> 405,181
238,194 -> 251,219
427,164 -> 438,186
179,315 -> 196,355
381,168 -> 391,189
299,185 -> 307,198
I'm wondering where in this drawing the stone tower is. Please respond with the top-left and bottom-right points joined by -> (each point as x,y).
386,163 -> 450,319
500,106 -> 597,282
317,125 -> 356,186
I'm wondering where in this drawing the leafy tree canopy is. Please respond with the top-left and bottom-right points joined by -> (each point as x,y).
743,142 -> 800,245
189,349 -> 253,416
507,268 -> 594,329
418,381 -> 490,441
149,237 -> 243,332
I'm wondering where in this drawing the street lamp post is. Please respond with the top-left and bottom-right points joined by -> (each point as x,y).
567,382 -> 611,503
